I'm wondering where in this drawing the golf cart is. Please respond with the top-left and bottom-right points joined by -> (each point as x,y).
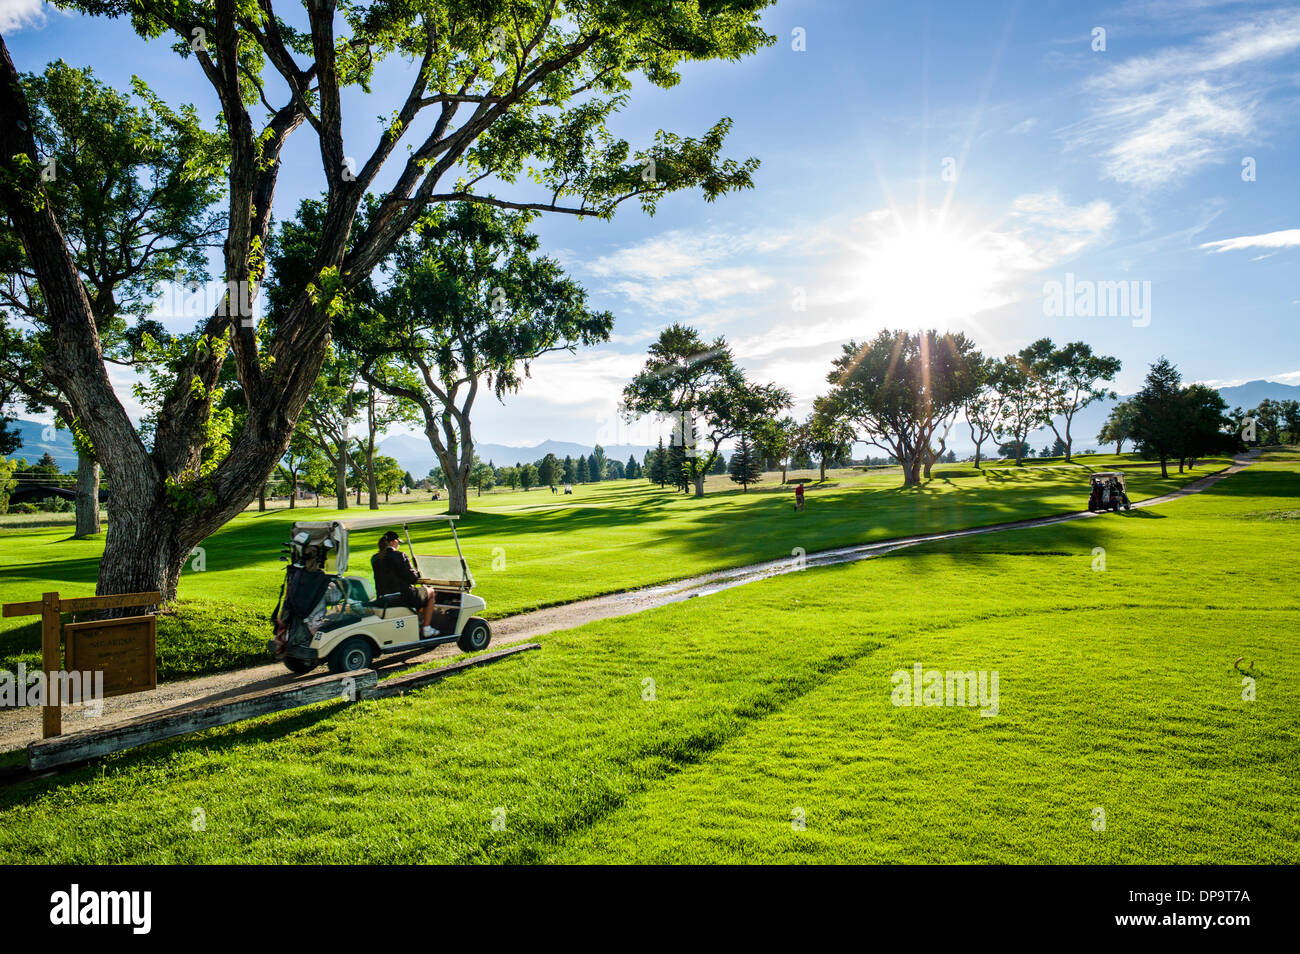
268,514 -> 491,675
1088,472 -> 1131,513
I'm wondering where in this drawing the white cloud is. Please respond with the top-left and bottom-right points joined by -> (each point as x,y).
1074,9 -> 1300,187
587,228 -> 800,282
1200,228 -> 1300,252
0,0 -> 48,32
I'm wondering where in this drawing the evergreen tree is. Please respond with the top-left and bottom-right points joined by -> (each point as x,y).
576,454 -> 588,483
587,454 -> 601,482
626,454 -> 638,479
710,451 -> 728,475
1130,357 -> 1185,478
666,441 -> 688,492
728,433 -> 762,490
538,453 -> 559,488
647,438 -> 667,487
563,455 -> 576,484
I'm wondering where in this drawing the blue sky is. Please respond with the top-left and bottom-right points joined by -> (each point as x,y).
4,0 -> 1299,449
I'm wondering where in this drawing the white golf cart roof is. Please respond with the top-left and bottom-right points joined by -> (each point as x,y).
288,513 -> 471,586
290,513 -> 457,533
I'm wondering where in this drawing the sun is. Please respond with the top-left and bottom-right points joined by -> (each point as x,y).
854,215 -> 1009,330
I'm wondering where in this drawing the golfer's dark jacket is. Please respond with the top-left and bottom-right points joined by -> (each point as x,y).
371,548 -> 421,606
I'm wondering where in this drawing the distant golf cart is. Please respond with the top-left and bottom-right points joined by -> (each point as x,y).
269,514 -> 491,675
1088,472 -> 1131,513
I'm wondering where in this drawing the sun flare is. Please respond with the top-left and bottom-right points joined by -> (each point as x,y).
856,217 -> 1009,329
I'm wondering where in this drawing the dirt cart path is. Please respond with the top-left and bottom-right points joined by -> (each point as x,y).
0,453 -> 1255,755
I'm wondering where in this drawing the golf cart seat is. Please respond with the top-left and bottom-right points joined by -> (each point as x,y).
336,577 -> 414,617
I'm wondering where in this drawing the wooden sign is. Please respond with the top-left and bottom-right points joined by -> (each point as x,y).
64,614 -> 157,699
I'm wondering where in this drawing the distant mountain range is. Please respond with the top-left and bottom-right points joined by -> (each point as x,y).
3,419 -> 79,470
6,378 -> 1297,473
376,433 -> 656,475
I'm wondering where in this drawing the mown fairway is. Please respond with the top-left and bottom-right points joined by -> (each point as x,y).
0,451 -> 1293,863
0,455 -> 1225,681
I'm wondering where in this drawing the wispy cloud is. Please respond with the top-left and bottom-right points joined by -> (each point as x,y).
1074,7 -> 1300,187
1200,228 -> 1300,252
0,0 -> 49,32
579,226 -> 810,319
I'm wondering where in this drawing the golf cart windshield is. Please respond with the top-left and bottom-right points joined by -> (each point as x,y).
287,514 -> 473,589
1090,472 -> 1126,488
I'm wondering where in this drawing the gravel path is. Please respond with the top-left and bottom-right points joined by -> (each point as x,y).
0,454 -> 1254,755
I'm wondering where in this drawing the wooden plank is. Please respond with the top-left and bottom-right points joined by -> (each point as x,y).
3,591 -> 161,618
55,592 -> 162,613
363,643 -> 540,701
41,592 -> 61,739
26,669 -> 378,771
1,600 -> 42,618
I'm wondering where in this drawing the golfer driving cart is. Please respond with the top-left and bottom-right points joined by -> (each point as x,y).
1088,472 -> 1131,513
269,514 -> 491,675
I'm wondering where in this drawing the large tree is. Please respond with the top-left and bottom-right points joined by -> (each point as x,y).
0,60 -> 224,538
0,0 -> 770,599
798,398 -> 854,482
621,324 -> 790,497
755,415 -> 798,483
1098,398 -> 1137,455
1023,339 -> 1120,462
963,357 -> 1005,470
355,202 -> 612,514
301,353 -> 364,509
1130,357 -> 1186,478
824,329 -> 981,486
1178,383 -> 1239,469
993,353 -> 1046,467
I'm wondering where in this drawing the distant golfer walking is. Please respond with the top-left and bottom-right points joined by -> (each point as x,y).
794,482 -> 805,512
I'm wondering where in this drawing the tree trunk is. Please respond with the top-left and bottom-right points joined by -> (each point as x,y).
973,443 -> 983,470
288,472 -> 297,509
334,453 -> 349,509
258,485 -> 266,511
445,475 -> 469,515
819,458 -> 827,481
95,493 -> 183,606
901,454 -> 921,486
366,451 -> 379,510
693,472 -> 705,497
73,452 -> 101,538
1160,456 -> 1168,478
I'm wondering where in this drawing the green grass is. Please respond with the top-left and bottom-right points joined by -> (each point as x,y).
0,455 -> 1227,682
0,452 -> 1292,864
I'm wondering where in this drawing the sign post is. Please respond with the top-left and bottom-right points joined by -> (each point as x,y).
41,591 -> 61,738
2,590 -> 161,738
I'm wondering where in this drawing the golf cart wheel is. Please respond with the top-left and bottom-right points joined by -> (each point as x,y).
327,636 -> 374,674
284,656 -> 317,675
457,618 -> 492,654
